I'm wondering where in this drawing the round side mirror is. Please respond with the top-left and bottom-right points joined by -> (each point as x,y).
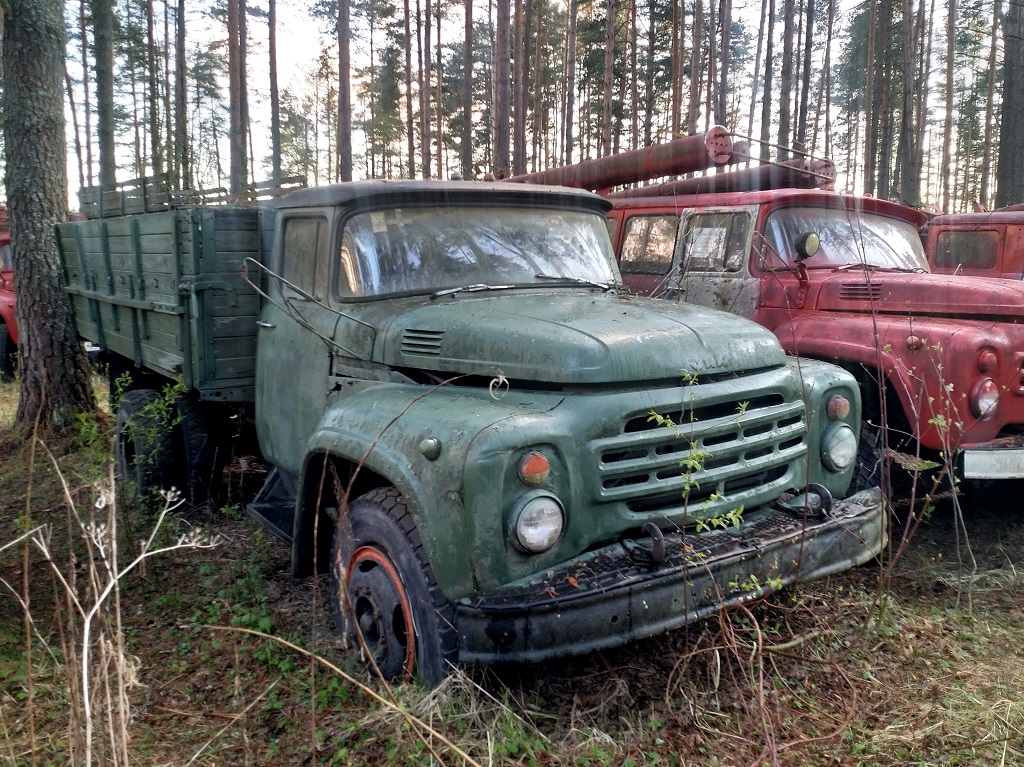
795,231 -> 820,261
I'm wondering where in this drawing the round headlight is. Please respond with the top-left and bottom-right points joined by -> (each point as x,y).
971,377 -> 999,418
511,496 -> 564,554
821,423 -> 857,472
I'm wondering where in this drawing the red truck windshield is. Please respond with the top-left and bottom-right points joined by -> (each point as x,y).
764,207 -> 929,272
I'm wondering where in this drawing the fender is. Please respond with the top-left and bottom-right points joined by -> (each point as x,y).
767,312 -> 955,449
298,384 -> 564,600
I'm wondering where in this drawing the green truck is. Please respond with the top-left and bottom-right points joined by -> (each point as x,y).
58,181 -> 884,685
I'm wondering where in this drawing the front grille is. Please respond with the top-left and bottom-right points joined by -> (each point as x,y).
593,385 -> 806,520
839,282 -> 883,301
400,328 -> 444,356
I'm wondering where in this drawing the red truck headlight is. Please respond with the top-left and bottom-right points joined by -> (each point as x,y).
970,378 -> 999,418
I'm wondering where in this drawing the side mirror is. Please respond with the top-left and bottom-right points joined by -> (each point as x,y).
794,231 -> 820,261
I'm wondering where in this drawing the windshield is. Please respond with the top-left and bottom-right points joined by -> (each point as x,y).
0,242 -> 11,272
765,206 -> 929,271
337,206 -> 619,297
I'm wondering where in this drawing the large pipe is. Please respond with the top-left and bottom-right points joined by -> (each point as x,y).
504,126 -> 733,190
609,157 -> 836,198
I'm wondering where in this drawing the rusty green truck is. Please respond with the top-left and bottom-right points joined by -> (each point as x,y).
58,181 -> 884,685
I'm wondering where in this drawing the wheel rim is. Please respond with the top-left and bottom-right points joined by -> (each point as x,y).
346,546 -> 416,682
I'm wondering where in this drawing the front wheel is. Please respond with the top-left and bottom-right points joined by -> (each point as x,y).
330,487 -> 456,687
848,422 -> 884,494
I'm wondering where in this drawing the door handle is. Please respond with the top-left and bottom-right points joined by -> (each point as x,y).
256,320 -> 275,329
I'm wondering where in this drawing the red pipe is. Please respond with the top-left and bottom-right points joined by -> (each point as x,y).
504,127 -> 733,190
610,158 -> 836,198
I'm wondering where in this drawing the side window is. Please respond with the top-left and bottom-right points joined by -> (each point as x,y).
0,242 -> 11,272
680,212 -> 751,273
619,215 -> 678,275
281,217 -> 327,298
934,230 -> 998,270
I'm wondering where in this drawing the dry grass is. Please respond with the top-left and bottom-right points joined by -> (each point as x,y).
1,377 -> 1023,766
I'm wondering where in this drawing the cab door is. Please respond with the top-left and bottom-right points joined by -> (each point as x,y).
673,207 -> 759,319
255,211 -> 337,476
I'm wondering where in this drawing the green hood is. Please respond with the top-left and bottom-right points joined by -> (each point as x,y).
376,291 -> 785,384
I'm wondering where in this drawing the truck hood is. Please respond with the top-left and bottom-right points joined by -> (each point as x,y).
376,291 -> 785,384
816,271 -> 1024,321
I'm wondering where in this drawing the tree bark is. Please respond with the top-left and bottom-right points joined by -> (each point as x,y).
269,0 -> 282,183
4,0 -> 96,431
717,0 -> 731,126
228,0 -> 244,196
896,0 -> 920,205
494,0 -> 511,176
980,0 -> 1000,207
759,0 -> 775,161
175,0 -> 190,189
462,0 -> 473,177
146,0 -> 163,176
563,0 -> 577,164
92,0 -> 116,191
940,0 -> 955,210
687,0 -> 702,134
513,0 -> 526,173
998,0 -> 1024,206
778,0 -> 794,158
795,0 -> 813,148
338,0 -> 353,180
601,0 -> 616,156
80,0 -> 94,187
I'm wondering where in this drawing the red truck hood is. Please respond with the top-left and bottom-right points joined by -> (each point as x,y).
814,271 -> 1024,321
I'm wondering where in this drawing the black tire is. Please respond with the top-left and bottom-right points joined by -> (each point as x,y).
848,422 -> 884,494
0,324 -> 16,381
175,398 -> 223,506
330,487 -> 457,687
115,389 -> 176,496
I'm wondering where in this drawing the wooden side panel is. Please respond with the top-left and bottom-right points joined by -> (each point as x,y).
57,206 -> 271,403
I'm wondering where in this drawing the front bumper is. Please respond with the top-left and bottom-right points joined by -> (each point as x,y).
962,436 -> 1024,479
456,488 -> 884,664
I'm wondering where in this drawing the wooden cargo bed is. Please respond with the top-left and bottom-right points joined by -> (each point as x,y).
57,207 -> 271,402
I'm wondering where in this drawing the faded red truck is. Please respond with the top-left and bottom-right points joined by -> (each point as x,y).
510,141 -> 1024,483
0,220 -> 14,379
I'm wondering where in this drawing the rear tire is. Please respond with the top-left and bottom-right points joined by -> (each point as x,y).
115,389 -> 176,497
330,487 -> 456,687
175,398 -> 224,506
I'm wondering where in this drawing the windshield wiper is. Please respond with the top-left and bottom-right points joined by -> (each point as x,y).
830,263 -> 924,273
431,283 -> 517,298
533,274 -> 614,291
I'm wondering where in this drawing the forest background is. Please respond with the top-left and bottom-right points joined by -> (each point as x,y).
52,0 -> 1024,237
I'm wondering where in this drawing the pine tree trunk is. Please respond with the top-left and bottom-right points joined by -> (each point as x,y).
997,0 -> 1024,206
980,0 -> 1000,207
175,0 -> 190,189
65,61 -> 86,191
670,0 -> 681,137
407,0 -> 417,177
940,0 -> 955,210
494,0 -> 511,176
759,0 -> 775,160
80,0 -> 94,187
645,0 -> 656,145
228,0 -> 244,196
146,0 -> 163,176
338,0 -> 353,180
92,0 -> 116,190
897,0 -> 919,205
863,0 -> 877,193
796,0 -> 813,148
532,0 -> 545,166
717,0 -> 731,126
687,0 -> 702,133
423,0 -> 433,177
269,0 -> 282,182
4,0 -> 96,431
563,0 -> 577,164
601,0 -> 615,155
778,0 -> 794,158
436,0 -> 443,177
513,0 -> 526,173
462,0 -> 473,177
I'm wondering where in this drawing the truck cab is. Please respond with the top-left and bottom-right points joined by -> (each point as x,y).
609,188 -> 1024,482
924,207 -> 1024,280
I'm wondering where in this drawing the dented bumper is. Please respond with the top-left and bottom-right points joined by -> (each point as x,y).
455,488 -> 884,664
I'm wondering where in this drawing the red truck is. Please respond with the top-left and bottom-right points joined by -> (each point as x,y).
0,224 -> 14,380
510,147 -> 1024,484
924,206 -> 1024,280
